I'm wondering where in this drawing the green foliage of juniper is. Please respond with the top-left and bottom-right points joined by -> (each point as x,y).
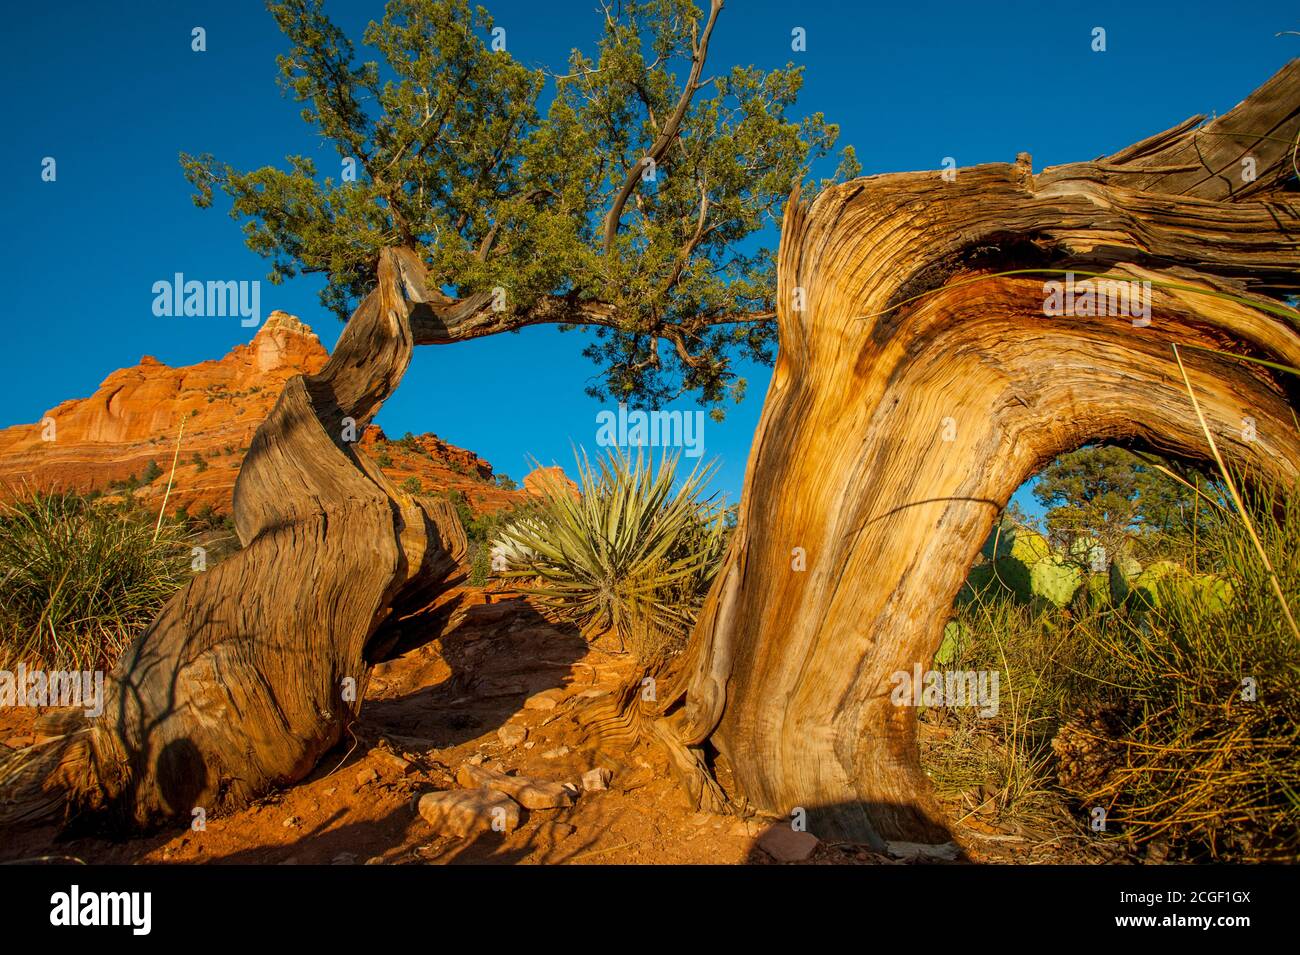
179,0 -> 855,417
1033,445 -> 1206,565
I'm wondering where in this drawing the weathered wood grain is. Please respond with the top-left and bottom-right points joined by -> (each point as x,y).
0,250 -> 466,830
639,61 -> 1300,847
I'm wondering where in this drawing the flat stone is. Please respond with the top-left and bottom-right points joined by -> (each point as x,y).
756,826 -> 820,862
380,753 -> 416,775
497,724 -> 527,747
355,767 -> 380,786
541,745 -> 571,760
523,689 -> 565,711
418,789 -> 521,838
885,840 -> 960,861
582,767 -> 611,791
456,763 -> 575,810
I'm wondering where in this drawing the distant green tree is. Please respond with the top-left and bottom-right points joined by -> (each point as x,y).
141,460 -> 163,484
1032,446 -> 1201,565
179,0 -> 856,417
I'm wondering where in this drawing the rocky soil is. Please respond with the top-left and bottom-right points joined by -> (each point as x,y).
0,586 -> 1104,866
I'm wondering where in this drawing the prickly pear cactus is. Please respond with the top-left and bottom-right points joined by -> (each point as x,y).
1196,574 -> 1234,611
1030,554 -> 1083,608
1131,560 -> 1183,610
934,619 -> 965,666
967,524 -> 1051,601
1108,552 -> 1142,604
1128,561 -> 1231,611
1070,536 -> 1107,572
1086,571 -> 1111,610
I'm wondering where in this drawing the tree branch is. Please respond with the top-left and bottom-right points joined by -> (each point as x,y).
600,0 -> 724,255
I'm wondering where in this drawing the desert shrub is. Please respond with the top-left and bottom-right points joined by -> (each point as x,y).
0,491 -> 190,670
922,595 -> 1112,828
495,473 -> 517,491
191,452 -> 208,472
1051,483 -> 1300,862
929,481 -> 1300,861
376,451 -> 394,468
497,450 -> 726,662
141,460 -> 163,484
401,476 -> 423,494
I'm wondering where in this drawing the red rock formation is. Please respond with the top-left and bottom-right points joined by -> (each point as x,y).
522,465 -> 580,499
0,311 -> 526,518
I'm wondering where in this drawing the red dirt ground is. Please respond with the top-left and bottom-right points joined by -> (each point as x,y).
0,587 -> 1102,865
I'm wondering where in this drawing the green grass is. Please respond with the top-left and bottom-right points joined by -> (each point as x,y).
0,490 -> 192,671
927,480 -> 1300,861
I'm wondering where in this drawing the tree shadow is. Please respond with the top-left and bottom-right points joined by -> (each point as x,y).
741,800 -> 971,865
352,594 -> 590,751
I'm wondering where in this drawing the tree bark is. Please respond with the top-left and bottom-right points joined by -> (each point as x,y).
5,62 -> 1298,844
0,249 -> 467,830
645,61 -> 1300,849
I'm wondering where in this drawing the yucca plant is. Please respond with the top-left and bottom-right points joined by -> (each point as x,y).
497,450 -> 727,661
0,489 -> 191,670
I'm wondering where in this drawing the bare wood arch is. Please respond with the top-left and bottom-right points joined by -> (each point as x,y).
624,62 -> 1300,848
3,64 -> 1298,843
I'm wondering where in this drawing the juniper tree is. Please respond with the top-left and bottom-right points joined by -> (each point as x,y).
180,0 -> 857,416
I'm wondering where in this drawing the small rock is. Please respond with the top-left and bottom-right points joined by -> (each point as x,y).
523,689 -> 564,711
497,724 -> 527,747
417,789 -> 521,838
884,840 -> 960,862
456,763 -> 575,810
355,767 -> 380,787
582,767 -> 611,791
380,753 -> 416,775
524,741 -> 536,750
282,816 -> 300,829
541,745 -> 570,760
467,753 -> 487,767
756,826 -> 820,862
729,817 -> 765,838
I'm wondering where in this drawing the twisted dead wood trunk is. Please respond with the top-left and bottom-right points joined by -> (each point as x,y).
617,62 -> 1300,849
0,249 -> 468,830
6,63 -> 1299,845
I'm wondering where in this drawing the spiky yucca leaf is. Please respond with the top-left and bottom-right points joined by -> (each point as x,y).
499,450 -> 726,659
0,490 -> 191,670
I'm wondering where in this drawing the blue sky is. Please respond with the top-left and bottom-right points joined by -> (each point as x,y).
2,0 -> 1295,512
